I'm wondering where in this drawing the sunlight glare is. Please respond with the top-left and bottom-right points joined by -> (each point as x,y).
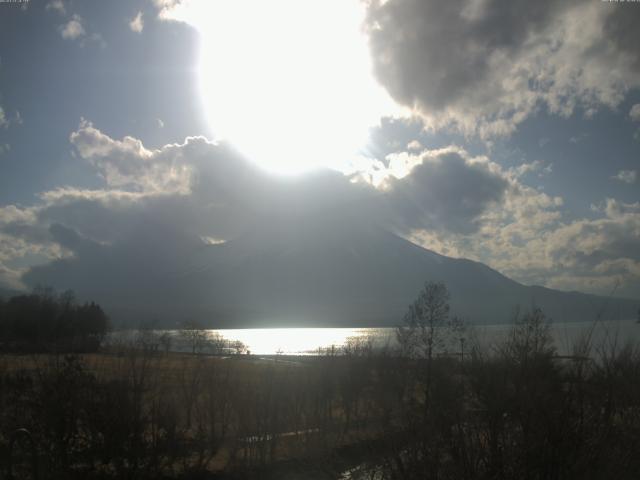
164,0 -> 397,174
212,327 -> 379,355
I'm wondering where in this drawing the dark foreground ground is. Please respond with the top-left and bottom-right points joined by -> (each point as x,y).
1,320 -> 640,480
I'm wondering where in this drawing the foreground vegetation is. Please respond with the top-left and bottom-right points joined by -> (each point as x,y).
0,288 -> 109,353
0,285 -> 639,479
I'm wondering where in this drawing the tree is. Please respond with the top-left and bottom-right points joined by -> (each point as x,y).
179,320 -> 211,355
397,282 -> 463,422
0,288 -> 109,352
397,281 -> 460,360
500,306 -> 555,365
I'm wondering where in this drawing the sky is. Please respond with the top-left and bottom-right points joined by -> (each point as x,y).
0,0 -> 639,300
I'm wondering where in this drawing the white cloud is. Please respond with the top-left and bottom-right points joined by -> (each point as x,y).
0,205 -> 37,227
0,204 -> 63,290
129,11 -> 144,33
630,103 -> 640,122
509,159 -> 552,178
69,119 -> 191,194
153,0 -> 179,18
60,14 -> 86,40
410,196 -> 640,298
612,169 -> 637,184
46,0 -> 65,14
0,108 -> 23,129
406,140 -> 421,151
540,199 -> 640,293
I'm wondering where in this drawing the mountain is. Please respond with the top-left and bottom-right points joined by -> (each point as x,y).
24,218 -> 639,327
152,219 -> 637,328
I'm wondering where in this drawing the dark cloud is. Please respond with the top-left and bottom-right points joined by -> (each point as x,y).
603,5 -> 640,71
385,149 -> 508,233
362,116 -> 424,164
363,0 -> 640,135
365,0 -> 570,108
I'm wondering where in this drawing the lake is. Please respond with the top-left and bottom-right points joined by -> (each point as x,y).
111,318 -> 640,356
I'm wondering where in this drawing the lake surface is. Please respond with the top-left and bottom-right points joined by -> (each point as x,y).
210,319 -> 640,356
112,319 -> 640,356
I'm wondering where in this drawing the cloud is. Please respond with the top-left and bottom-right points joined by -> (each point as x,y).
1,122 -> 638,300
55,121 -> 380,240
153,0 -> 179,18
129,11 -> 144,33
361,116 -> 425,166
630,104 -> 640,122
381,148 -> 509,233
60,14 -> 86,40
406,140 -> 422,152
0,204 -> 64,291
540,199 -> 640,296
509,159 -> 552,178
364,0 -> 640,137
1,127 -> 378,299
569,133 -> 588,144
46,0 -> 65,15
612,169 -> 637,184
411,196 -> 640,299
70,119 -> 190,193
0,264 -> 24,291
56,12 -> 105,47
1,123 -> 507,291
0,108 -> 22,129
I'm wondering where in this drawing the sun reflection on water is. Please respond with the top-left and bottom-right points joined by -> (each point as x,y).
208,327 -> 386,355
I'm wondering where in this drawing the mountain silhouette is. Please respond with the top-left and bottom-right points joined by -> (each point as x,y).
23,218 -> 638,327
163,219 -> 638,327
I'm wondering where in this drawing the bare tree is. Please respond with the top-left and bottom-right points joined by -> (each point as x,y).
396,281 -> 464,430
397,282 -> 461,360
500,306 -> 555,364
179,320 -> 211,355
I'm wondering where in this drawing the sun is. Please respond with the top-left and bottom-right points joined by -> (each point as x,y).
162,0 -> 397,175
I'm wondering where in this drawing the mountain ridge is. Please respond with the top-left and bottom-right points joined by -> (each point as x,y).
161,223 -> 637,328
22,221 -> 639,328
